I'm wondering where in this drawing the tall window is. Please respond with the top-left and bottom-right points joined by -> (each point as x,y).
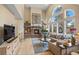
66,9 -> 75,34
50,5 -> 75,35
51,5 -> 63,34
66,9 -> 75,17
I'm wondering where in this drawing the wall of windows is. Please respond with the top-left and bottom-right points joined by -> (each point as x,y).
50,5 -> 75,36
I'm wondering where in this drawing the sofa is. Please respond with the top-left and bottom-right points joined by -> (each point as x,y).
48,38 -> 79,55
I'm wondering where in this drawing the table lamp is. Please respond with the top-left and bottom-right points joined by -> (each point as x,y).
76,33 -> 79,36
70,28 -> 76,35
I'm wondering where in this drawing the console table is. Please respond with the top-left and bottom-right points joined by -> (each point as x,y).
0,37 -> 20,55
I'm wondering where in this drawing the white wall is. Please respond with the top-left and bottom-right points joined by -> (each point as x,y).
15,4 -> 24,39
0,5 -> 24,39
0,5 -> 18,36
15,4 -> 24,19
24,7 -> 31,23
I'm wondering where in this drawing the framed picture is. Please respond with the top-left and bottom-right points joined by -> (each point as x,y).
32,13 -> 41,24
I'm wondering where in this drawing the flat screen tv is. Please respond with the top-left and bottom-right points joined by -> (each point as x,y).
4,24 -> 15,41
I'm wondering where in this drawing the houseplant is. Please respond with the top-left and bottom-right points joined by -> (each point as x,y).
41,29 -> 48,42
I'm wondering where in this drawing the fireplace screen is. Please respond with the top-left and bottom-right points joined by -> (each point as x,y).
34,29 -> 39,34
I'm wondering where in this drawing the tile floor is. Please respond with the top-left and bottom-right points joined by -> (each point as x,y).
16,38 -> 34,55
16,38 -> 53,55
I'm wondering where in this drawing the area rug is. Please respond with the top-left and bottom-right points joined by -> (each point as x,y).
32,38 -> 48,54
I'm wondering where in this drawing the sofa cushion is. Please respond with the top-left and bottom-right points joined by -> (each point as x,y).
50,39 -> 57,42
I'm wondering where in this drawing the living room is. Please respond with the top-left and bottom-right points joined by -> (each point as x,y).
24,4 -> 79,55
0,4 -> 79,55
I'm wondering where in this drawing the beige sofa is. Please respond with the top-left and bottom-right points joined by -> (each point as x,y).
48,39 -> 79,55
48,42 -> 61,55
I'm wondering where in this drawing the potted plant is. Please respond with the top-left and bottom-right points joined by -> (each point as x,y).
71,36 -> 75,46
41,29 -> 48,42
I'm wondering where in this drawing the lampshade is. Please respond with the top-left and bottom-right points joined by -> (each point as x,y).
76,33 -> 79,36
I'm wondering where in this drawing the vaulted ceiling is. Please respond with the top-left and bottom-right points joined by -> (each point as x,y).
25,4 -> 49,10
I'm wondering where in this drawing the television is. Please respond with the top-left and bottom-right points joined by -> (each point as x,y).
4,24 -> 15,41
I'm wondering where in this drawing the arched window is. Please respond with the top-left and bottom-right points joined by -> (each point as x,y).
51,5 -> 63,23
50,6 -> 75,35
66,9 -> 75,34
66,9 -> 75,17
51,5 -> 63,34
53,5 -> 63,16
